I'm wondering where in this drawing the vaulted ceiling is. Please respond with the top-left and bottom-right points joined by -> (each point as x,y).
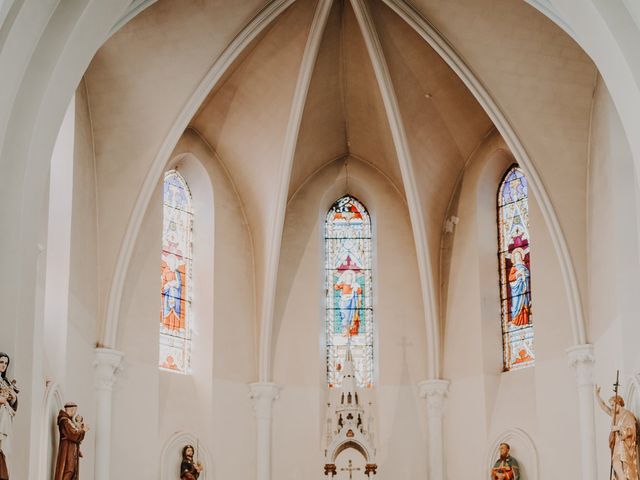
190,0 -> 493,228
84,0 -> 595,375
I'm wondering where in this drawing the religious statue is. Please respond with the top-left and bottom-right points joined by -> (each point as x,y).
180,444 -> 203,480
54,402 -> 88,480
491,443 -> 520,480
595,384 -> 639,480
0,353 -> 17,480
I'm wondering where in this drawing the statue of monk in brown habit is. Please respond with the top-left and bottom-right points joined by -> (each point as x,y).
54,402 -> 88,480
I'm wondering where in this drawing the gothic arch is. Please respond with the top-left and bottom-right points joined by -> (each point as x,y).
381,0 -> 587,351
523,0 -> 640,170
0,0 -> 614,399
272,156 -> 424,386
158,151 -> 215,378
331,440 -> 372,463
107,0 -> 592,384
103,0 -> 295,349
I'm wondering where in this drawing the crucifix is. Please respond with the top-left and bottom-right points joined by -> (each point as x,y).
397,336 -> 413,364
340,459 -> 361,479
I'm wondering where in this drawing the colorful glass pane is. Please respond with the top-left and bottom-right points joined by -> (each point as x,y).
159,170 -> 193,374
325,195 -> 373,388
498,165 -> 534,371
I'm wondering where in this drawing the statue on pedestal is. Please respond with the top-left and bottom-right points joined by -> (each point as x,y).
0,353 -> 17,480
490,443 -> 520,480
54,402 -> 88,480
180,444 -> 203,480
595,384 -> 639,480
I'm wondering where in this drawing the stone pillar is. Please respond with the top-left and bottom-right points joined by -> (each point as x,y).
418,379 -> 450,480
94,347 -> 123,480
249,382 -> 279,480
567,344 -> 597,480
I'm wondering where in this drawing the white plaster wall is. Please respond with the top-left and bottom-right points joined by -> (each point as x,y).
587,77 -> 640,479
43,95 -> 74,385
272,157 -> 428,479
62,82 -> 100,479
112,130 -> 256,480
442,133 -> 578,479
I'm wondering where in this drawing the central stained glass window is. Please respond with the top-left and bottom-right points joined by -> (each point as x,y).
325,195 -> 373,388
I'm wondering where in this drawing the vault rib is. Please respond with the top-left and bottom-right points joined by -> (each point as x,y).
349,0 -> 441,379
258,0 -> 334,382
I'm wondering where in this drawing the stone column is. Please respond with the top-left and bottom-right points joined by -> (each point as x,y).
249,383 -> 279,480
418,379 -> 450,480
567,344 -> 597,480
94,347 -> 123,480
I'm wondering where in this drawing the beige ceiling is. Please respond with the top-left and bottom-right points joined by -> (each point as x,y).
83,0 -> 596,353
191,0 -> 493,234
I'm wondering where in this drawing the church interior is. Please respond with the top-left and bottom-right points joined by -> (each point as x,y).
1,0 -> 640,479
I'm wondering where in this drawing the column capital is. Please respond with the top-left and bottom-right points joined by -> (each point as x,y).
249,382 -> 280,419
94,347 -> 124,391
418,379 -> 450,417
567,343 -> 595,366
567,344 -> 595,386
418,379 -> 450,399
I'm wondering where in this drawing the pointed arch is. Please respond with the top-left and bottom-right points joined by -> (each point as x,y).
325,195 -> 374,388
498,165 -> 534,371
159,170 -> 194,373
103,0 -> 298,349
381,0 -> 587,357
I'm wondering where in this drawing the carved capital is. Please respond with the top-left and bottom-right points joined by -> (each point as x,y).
418,379 -> 450,417
567,344 -> 595,386
249,382 -> 280,420
94,348 -> 124,391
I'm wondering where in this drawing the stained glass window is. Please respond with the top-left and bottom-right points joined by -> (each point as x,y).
159,170 -> 193,374
325,195 -> 373,388
498,165 -> 534,371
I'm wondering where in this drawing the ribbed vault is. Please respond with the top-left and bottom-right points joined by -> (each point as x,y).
81,0 -> 593,381
188,0 -> 493,378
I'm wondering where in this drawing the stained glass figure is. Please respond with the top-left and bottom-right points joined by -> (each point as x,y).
159,170 -> 193,373
325,195 -> 373,388
498,165 -> 534,371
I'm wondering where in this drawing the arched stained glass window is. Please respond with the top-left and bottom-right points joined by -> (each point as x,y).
159,170 -> 193,373
325,195 -> 373,388
498,165 -> 534,371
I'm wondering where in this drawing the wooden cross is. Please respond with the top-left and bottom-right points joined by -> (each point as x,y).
340,459 -> 361,479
